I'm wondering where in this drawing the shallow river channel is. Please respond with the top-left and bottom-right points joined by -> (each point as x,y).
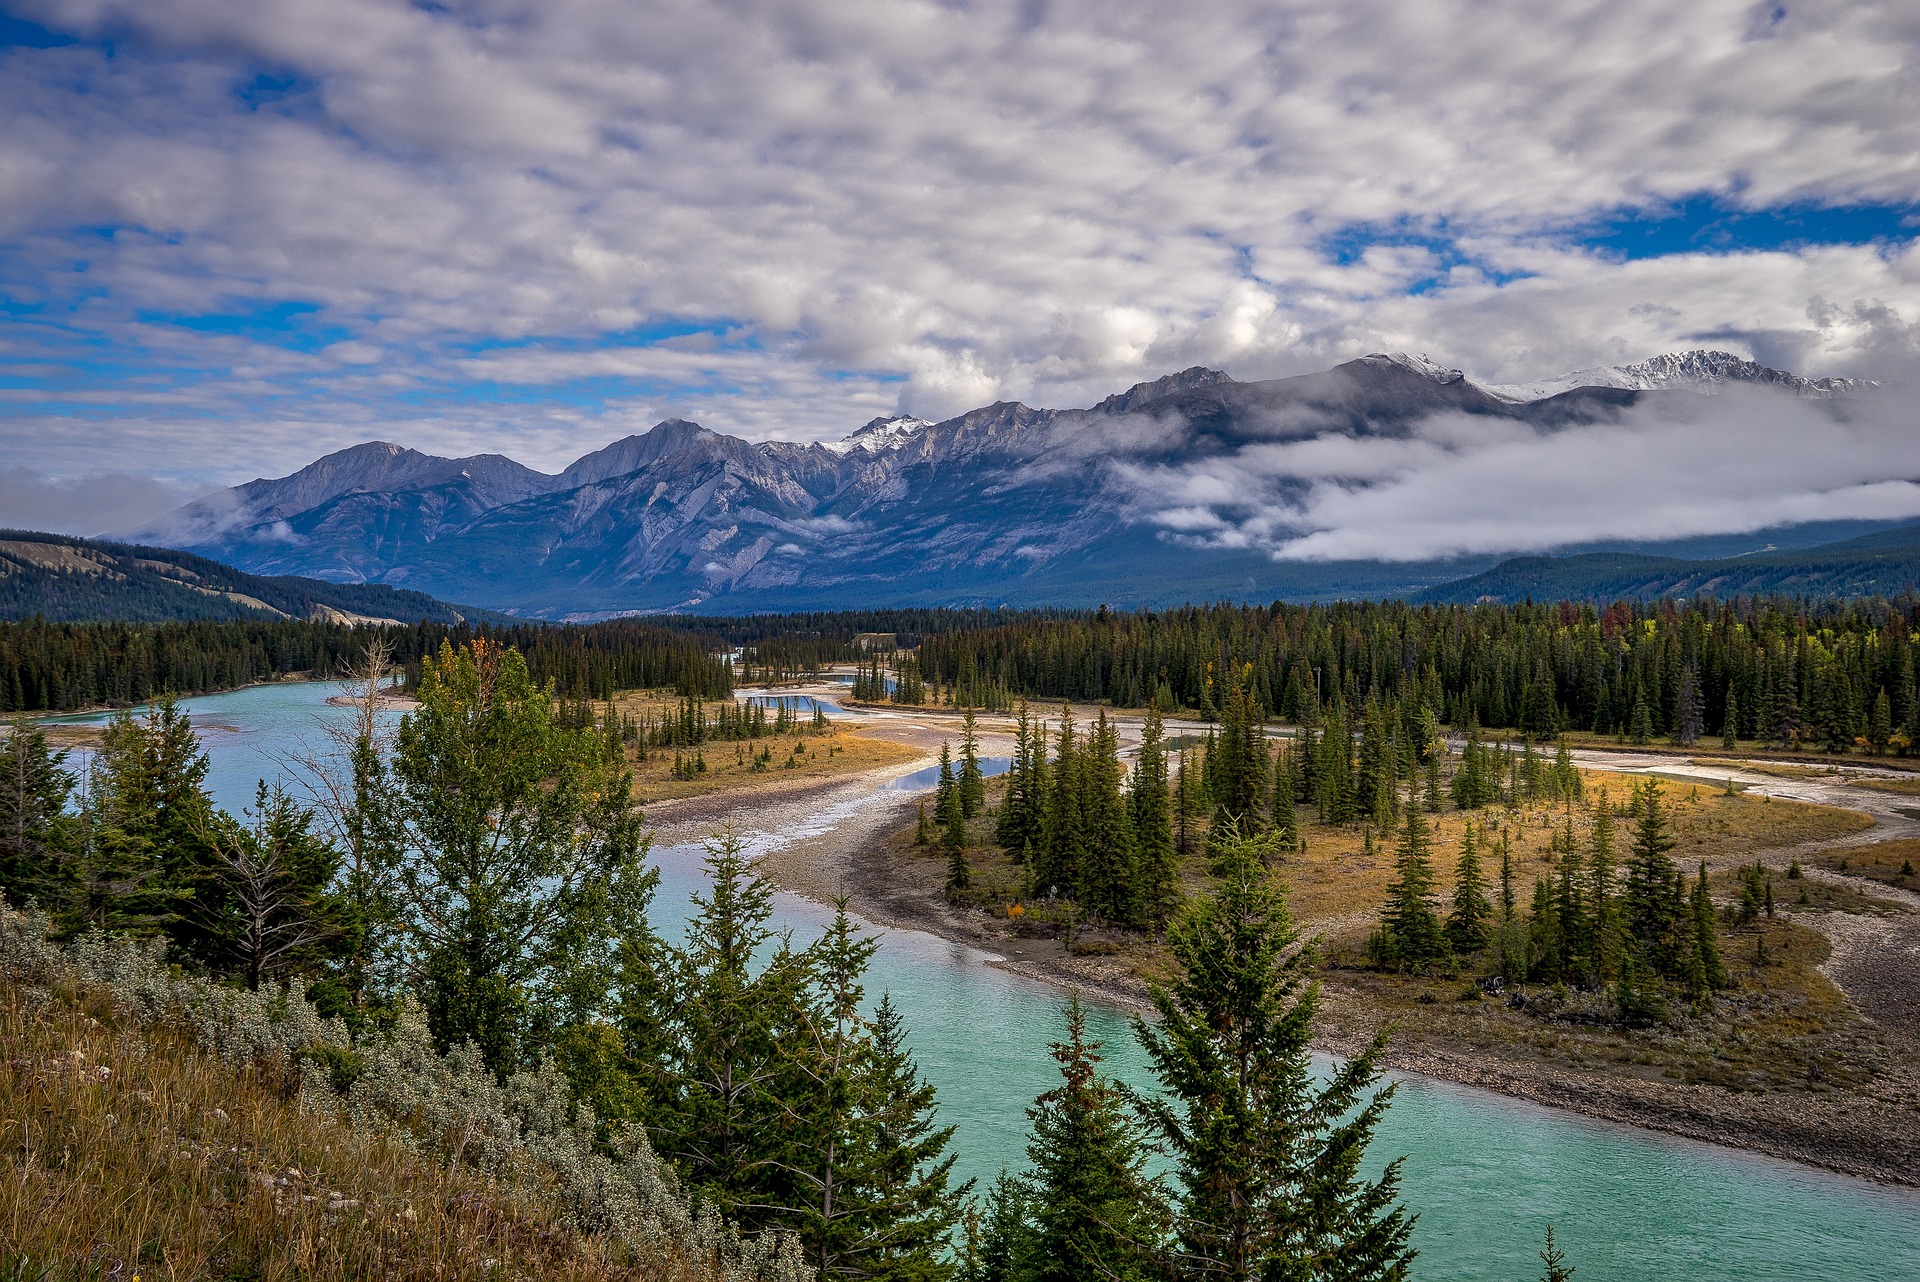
46,682 -> 1920,1281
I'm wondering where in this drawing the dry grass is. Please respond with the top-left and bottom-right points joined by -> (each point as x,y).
0,984 -> 692,1282
1847,776 -> 1920,797
1814,840 -> 1920,894
608,690 -> 919,805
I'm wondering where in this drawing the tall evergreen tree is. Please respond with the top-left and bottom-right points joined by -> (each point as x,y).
651,829 -> 814,1223
1586,791 -> 1619,982
1445,822 -> 1494,957
0,721 -> 75,913
1136,834 -> 1416,1281
1022,995 -> 1166,1282
855,994 -> 968,1281
1035,708 -> 1083,899
1080,710 -> 1138,922
1623,782 -> 1683,977
959,709 -> 987,819
1688,862 -> 1726,1000
1132,707 -> 1178,926
1372,798 -> 1447,971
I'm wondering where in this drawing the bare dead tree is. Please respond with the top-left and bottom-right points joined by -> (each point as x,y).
199,787 -> 331,989
275,636 -> 405,1004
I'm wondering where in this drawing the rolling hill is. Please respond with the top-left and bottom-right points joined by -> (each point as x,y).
0,530 -> 486,624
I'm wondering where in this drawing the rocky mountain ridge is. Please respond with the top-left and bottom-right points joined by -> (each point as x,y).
133,350 -> 1885,615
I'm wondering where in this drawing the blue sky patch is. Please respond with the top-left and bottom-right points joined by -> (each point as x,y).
1583,194 -> 1920,259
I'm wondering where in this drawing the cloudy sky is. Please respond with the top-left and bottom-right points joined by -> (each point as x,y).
2,0 -> 1918,535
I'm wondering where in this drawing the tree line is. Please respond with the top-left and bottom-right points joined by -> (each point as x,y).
908,597 -> 1920,753
0,616 -> 732,712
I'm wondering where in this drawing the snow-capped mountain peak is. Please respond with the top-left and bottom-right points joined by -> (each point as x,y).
1482,350 -> 1871,403
821,415 -> 933,454
1360,352 -> 1468,385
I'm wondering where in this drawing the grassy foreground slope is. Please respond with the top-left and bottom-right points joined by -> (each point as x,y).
0,909 -> 804,1282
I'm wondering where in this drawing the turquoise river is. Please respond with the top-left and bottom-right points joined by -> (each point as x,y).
44,682 -> 1920,1280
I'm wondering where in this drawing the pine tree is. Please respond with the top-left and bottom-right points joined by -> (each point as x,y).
936,741 -> 958,830
960,709 -> 987,819
1586,791 -> 1619,982
1373,795 -> 1447,971
1316,700 -> 1358,825
947,810 -> 973,893
0,720 -> 76,913
653,829 -> 814,1224
970,1169 -> 1035,1282
1135,833 -> 1416,1282
997,703 -> 1044,854
1023,995 -> 1166,1282
1080,710 -> 1138,922
856,994 -> 968,1281
1671,667 -> 1704,747
1035,708 -> 1083,900
1445,821 -> 1494,957
1538,1226 -> 1575,1282
915,802 -> 934,846
1721,686 -> 1740,750
1210,665 -> 1269,832
1623,782 -> 1684,978
1270,744 -> 1298,844
1132,707 -> 1178,926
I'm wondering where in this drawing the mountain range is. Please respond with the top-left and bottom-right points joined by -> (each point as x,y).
130,350 -> 1913,616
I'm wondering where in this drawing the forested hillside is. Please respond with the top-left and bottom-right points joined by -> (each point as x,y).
0,616 -> 732,712
0,529 -> 482,624
1421,526 -> 1920,605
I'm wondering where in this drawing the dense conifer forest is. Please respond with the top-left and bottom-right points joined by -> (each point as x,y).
0,617 -> 733,712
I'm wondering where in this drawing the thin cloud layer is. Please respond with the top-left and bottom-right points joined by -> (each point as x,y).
0,0 -> 1917,547
1119,386 -> 1920,562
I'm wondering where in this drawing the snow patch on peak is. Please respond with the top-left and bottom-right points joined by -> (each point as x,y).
1360,352 -> 1467,385
1483,350 -> 1872,403
822,415 -> 933,454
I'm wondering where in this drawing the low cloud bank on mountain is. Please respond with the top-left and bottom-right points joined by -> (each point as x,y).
1121,385 -> 1920,562
0,469 -> 205,538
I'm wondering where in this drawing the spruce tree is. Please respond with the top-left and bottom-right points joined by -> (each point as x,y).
652,829 -> 814,1224
946,811 -> 973,893
1132,707 -> 1178,927
1373,796 -> 1447,971
1445,821 -> 1494,957
1270,743 -> 1298,844
1585,791 -> 1619,982
1623,782 -> 1683,977
1721,687 -> 1740,750
0,720 -> 75,913
1135,834 -> 1416,1282
1023,995 -> 1166,1282
390,641 -> 651,1072
936,741 -> 958,829
1080,710 -> 1138,922
960,709 -> 987,819
971,1169 -> 1035,1282
1035,708 -> 1083,900
856,994 -> 968,1281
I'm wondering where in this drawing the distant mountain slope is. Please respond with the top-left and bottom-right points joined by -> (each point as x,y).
0,530 -> 483,623
1419,529 -> 1920,604
130,349 -> 1894,615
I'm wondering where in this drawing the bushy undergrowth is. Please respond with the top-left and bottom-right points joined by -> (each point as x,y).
0,902 -> 809,1282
